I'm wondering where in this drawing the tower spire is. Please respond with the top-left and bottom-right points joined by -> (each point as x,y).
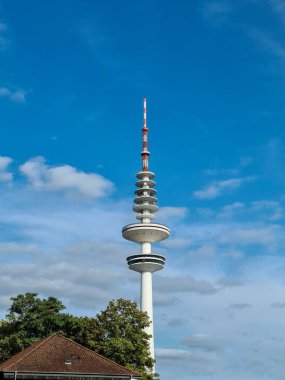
142,98 -> 149,171
122,99 -> 170,374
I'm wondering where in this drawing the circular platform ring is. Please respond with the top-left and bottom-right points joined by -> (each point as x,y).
127,253 -> 166,261
122,223 -> 170,243
134,195 -> 158,204
136,213 -> 156,220
136,171 -> 155,180
133,204 -> 159,213
135,188 -> 157,196
127,254 -> 166,273
135,179 -> 156,188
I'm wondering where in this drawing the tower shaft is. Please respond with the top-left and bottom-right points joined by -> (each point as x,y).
141,271 -> 154,360
140,241 -> 155,366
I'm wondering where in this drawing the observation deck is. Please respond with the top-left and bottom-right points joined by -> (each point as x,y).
127,254 -> 165,273
122,223 -> 170,243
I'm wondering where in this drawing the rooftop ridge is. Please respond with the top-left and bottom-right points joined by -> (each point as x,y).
0,333 -> 58,370
0,333 -> 140,376
56,333 -> 141,375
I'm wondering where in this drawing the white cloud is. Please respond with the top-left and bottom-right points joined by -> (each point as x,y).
20,156 -> 114,198
158,206 -> 188,220
218,202 -> 245,218
156,348 -> 195,360
251,200 -> 284,220
182,334 -> 221,352
0,242 -> 37,256
194,177 -> 254,199
0,87 -> 26,103
156,275 -> 285,380
0,156 -> 12,171
156,347 -> 221,377
156,275 -> 218,295
217,277 -> 244,288
195,207 -> 216,218
204,168 -> 240,176
172,215 -> 284,258
0,172 -> 12,182
219,225 -> 282,249
188,244 -> 244,262
0,190 -> 136,310
161,237 -> 192,249
188,244 -> 216,258
218,200 -> 284,221
154,294 -> 179,307
0,156 -> 13,182
0,251 -> 130,310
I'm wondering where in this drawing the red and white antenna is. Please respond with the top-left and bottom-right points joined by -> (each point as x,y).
141,98 -> 149,171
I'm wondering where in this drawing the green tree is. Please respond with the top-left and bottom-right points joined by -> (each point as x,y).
0,293 -> 155,379
0,293 -> 67,361
83,299 -> 154,373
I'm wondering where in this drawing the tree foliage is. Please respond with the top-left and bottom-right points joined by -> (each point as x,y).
85,299 -> 153,371
0,293 -> 154,379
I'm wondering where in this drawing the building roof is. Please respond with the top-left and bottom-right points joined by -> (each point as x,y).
0,333 -> 140,378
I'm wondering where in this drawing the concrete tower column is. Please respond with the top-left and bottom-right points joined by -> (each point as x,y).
141,271 -> 154,359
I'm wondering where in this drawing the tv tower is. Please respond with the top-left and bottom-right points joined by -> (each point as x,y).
122,99 -> 170,372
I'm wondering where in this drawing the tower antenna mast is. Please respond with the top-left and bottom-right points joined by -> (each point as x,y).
142,98 -> 149,171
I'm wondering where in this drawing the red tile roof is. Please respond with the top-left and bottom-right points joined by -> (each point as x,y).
0,333 -> 140,377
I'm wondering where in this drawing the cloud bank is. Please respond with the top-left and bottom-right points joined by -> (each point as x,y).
0,155 -> 283,380
20,156 -> 114,199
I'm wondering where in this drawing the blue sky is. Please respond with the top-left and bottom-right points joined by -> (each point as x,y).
1,0 -> 285,379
